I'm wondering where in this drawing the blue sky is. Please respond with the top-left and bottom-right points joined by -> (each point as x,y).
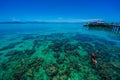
0,0 -> 120,22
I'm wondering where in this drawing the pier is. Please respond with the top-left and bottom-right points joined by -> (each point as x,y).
84,21 -> 120,33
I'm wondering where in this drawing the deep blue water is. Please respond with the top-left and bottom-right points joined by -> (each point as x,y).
0,23 -> 119,40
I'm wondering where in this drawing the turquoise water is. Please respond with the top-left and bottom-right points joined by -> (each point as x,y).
0,23 -> 120,80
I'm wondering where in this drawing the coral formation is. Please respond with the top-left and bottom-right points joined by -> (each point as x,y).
24,49 -> 36,56
0,41 -> 22,51
5,50 -> 23,56
53,53 -> 60,58
45,63 -> 59,77
27,57 -> 44,71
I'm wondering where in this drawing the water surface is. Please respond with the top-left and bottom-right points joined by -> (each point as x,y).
0,23 -> 120,80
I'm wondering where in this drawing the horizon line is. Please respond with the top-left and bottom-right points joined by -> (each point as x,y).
0,19 -> 104,23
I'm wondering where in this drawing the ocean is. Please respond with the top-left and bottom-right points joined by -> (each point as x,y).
0,23 -> 120,80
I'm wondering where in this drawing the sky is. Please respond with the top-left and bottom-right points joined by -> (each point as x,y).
0,0 -> 120,22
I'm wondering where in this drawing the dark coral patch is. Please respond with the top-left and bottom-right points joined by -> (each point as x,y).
45,63 -> 59,76
0,41 -> 22,51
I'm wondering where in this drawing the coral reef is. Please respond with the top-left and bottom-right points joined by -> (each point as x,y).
49,41 -> 63,52
33,39 -> 42,48
27,57 -> 44,71
13,57 -> 44,80
0,32 -> 120,80
5,50 -> 23,56
13,66 -> 27,80
53,53 -> 60,58
56,58 -> 64,64
44,63 -> 59,77
64,43 -> 78,52
24,49 -> 36,56
0,41 -> 22,51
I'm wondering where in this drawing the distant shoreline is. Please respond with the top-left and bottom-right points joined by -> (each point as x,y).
0,21 -> 119,24
0,21 -> 85,24
0,21 -> 49,24
0,19 -> 102,24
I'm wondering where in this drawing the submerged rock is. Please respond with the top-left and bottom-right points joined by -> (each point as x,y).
99,69 -> 113,80
24,49 -> 35,55
0,42 -> 22,51
64,43 -> 78,52
26,69 -> 33,77
95,62 -> 118,80
53,53 -> 60,58
42,48 -> 50,54
1,62 -> 9,70
52,74 -> 68,80
27,57 -> 44,71
49,39 -> 69,52
110,62 -> 120,71
59,74 -> 68,80
49,43 -> 62,52
45,63 -> 59,76
13,66 -> 27,80
5,50 -> 23,56
33,39 -> 42,48
13,57 -> 44,79
56,58 -> 64,64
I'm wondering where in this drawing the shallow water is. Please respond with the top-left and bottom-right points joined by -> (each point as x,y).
0,23 -> 120,80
